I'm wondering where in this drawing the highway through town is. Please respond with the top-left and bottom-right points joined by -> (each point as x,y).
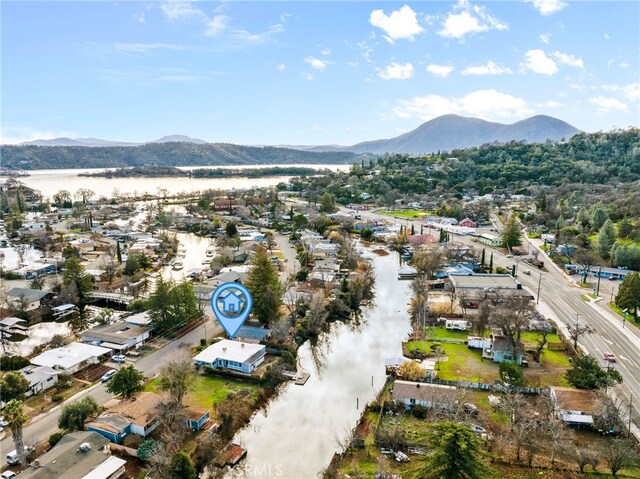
347,206 -> 640,432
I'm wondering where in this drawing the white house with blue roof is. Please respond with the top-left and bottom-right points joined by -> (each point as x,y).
193,339 -> 266,374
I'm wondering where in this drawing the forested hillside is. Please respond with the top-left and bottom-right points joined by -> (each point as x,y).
1,142 -> 364,170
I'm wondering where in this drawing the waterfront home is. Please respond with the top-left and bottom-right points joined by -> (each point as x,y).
31,342 -> 112,374
123,311 -> 152,327
181,406 -> 211,431
549,386 -> 597,428
193,339 -> 266,374
19,431 -> 126,479
81,322 -> 151,352
482,335 -> 525,365
392,380 -> 457,409
87,392 -> 163,444
21,365 -> 59,396
0,316 -> 27,335
6,287 -> 53,312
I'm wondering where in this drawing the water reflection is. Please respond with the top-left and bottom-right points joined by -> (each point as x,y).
223,251 -> 411,479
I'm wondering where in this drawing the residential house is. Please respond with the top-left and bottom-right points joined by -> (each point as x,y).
477,233 -> 501,246
87,392 -> 163,444
19,431 -> 126,479
21,365 -> 59,396
6,287 -> 53,312
310,242 -> 340,260
482,333 -> 525,365
459,218 -> 477,228
449,274 -> 529,308
181,406 -> 211,431
549,386 -> 597,428
81,322 -> 151,352
193,339 -> 266,374
31,342 -> 112,374
392,380 -> 457,409
123,311 -> 152,327
0,317 -> 28,335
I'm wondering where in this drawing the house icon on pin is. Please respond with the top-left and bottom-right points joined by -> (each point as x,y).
221,291 -> 243,314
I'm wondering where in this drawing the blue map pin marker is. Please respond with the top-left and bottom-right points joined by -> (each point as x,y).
211,282 -> 253,339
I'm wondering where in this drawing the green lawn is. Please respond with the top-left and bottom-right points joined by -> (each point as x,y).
145,374 -> 259,411
380,209 -> 428,219
428,326 -> 470,341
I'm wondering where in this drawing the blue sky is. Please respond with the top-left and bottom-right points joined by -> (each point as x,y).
2,1 -> 638,145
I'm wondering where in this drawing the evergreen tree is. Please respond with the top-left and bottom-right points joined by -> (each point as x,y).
591,206 -> 609,230
63,257 -> 93,304
489,253 -> 493,274
106,365 -> 145,399
169,451 -> 196,479
576,208 -> 590,229
225,221 -> 238,238
616,272 -> 640,317
566,355 -> 623,389
422,422 -> 489,479
481,248 -> 486,268
116,241 -> 122,264
596,219 -> 616,258
58,396 -> 99,431
500,217 -> 522,251
245,247 -> 282,324
0,372 -> 30,402
411,223 -> 415,235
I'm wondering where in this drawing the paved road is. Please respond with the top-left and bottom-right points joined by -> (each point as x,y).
0,316 -> 220,455
342,206 -> 640,430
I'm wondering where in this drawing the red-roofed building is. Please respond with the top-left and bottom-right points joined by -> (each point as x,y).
459,218 -> 477,228
408,234 -> 437,245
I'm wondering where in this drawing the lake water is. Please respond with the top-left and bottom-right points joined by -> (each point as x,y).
7,164 -> 349,199
223,249 -> 412,479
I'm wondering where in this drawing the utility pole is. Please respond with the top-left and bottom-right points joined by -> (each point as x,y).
629,394 -> 634,439
596,267 -> 602,297
574,314 -> 579,350
536,272 -> 543,304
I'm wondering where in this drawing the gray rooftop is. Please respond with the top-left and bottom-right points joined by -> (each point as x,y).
81,322 -> 149,345
19,431 -> 114,479
7,287 -> 50,302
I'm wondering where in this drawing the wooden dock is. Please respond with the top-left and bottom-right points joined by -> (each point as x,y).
294,372 -> 310,385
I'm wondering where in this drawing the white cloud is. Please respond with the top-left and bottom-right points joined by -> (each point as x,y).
378,62 -> 414,80
539,100 -> 565,108
305,56 -> 331,71
303,72 -> 315,81
602,83 -> 640,102
539,33 -> 551,44
275,63 -> 286,71
160,0 -> 203,21
392,89 -> 533,121
462,61 -> 512,76
588,96 -> 628,113
426,64 -> 454,78
231,22 -> 285,45
205,15 -> 228,37
604,33 -> 610,40
520,49 -> 558,75
369,5 -> 424,43
438,0 -> 508,40
552,51 -> 584,69
320,48 -> 332,56
133,13 -> 145,23
357,41 -> 375,64
531,0 -> 567,16
111,43 -> 188,53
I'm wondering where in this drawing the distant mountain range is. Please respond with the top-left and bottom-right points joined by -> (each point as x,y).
344,114 -> 581,154
3,115 -> 582,169
21,134 -> 207,147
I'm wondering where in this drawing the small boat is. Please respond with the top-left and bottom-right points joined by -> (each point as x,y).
172,261 -> 184,271
205,247 -> 215,257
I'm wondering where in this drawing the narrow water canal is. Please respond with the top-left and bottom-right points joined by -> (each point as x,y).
226,250 -> 412,478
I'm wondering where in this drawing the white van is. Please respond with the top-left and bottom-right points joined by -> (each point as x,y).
6,450 -> 19,466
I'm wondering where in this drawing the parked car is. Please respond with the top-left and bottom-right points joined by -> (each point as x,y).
506,254 -> 513,258
6,447 -> 34,466
380,448 -> 394,455
463,403 -> 479,416
111,355 -> 126,363
604,352 -> 616,362
395,451 -> 410,463
101,370 -> 117,382
0,417 -> 9,427
523,269 -> 531,275
1,471 -> 17,478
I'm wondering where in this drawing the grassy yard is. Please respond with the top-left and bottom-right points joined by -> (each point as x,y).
145,374 -> 259,411
380,209 -> 428,219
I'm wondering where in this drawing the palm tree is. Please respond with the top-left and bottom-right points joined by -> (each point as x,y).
4,399 -> 28,465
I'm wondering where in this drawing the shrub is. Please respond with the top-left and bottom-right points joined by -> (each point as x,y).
0,355 -> 30,371
49,432 -> 64,447
52,394 -> 64,403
